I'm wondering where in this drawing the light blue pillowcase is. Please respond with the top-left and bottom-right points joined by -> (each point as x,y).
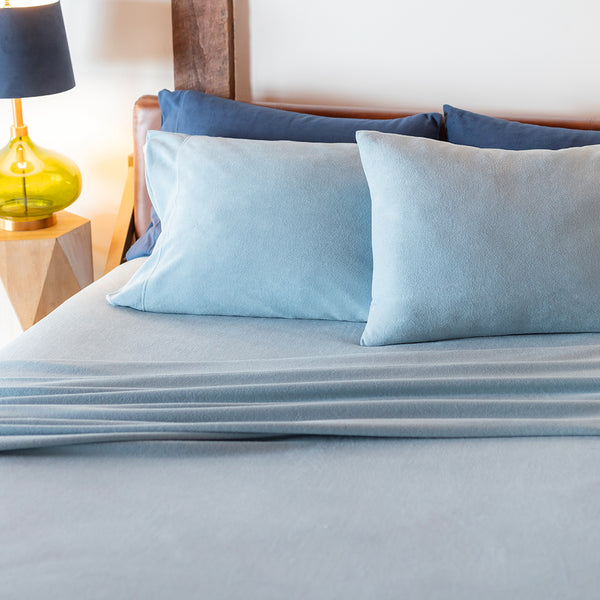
108,131 -> 373,322
126,90 -> 443,259
356,130 -> 600,345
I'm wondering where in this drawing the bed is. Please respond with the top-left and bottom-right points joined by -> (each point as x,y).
2,0 -> 600,597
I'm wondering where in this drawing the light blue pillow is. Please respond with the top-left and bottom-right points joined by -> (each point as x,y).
126,90 -> 443,259
109,131 -> 373,322
356,130 -> 600,345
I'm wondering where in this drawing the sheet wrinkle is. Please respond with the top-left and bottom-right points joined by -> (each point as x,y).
2,347 -> 600,449
3,418 -> 600,452
2,260 -> 600,451
2,375 -> 600,404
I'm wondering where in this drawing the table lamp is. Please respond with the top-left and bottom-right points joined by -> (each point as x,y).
0,0 -> 81,231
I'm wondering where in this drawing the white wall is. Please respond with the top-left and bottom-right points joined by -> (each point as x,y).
4,0 -> 599,279
237,0 -> 600,119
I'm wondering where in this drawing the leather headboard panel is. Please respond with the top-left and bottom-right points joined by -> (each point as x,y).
133,95 -> 161,238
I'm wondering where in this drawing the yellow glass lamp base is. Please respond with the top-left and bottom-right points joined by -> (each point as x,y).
0,214 -> 56,232
0,130 -> 81,232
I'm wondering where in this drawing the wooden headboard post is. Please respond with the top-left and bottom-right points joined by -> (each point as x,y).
172,0 -> 235,98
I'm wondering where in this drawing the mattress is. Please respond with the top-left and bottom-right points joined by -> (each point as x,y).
1,261 -> 600,598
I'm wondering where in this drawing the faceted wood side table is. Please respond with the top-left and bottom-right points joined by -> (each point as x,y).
0,211 -> 93,341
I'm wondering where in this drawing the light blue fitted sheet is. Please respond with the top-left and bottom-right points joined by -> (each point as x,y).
2,260 -> 600,598
2,437 -> 600,600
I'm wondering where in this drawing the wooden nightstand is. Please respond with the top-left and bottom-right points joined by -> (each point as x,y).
0,211 -> 93,341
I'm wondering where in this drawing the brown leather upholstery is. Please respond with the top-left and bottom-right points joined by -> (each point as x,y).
132,95 -> 161,237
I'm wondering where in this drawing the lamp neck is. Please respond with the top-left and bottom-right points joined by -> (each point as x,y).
10,98 -> 28,138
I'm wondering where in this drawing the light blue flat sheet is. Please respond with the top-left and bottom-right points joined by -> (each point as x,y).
2,260 -> 600,450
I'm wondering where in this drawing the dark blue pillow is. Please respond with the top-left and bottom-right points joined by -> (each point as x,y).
127,90 -> 443,259
161,89 -> 444,142
444,104 -> 600,150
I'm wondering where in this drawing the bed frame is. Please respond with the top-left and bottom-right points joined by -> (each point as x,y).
104,0 -> 600,273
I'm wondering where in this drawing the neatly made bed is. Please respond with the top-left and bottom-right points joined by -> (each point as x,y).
2,0 -> 600,597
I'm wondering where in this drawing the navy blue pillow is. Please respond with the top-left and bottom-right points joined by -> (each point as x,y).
444,104 -> 600,150
161,89 -> 444,142
127,90 -> 443,259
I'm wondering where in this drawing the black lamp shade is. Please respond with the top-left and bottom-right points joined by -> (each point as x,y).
0,1 -> 75,99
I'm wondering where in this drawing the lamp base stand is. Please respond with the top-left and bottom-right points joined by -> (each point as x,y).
0,215 -> 57,232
